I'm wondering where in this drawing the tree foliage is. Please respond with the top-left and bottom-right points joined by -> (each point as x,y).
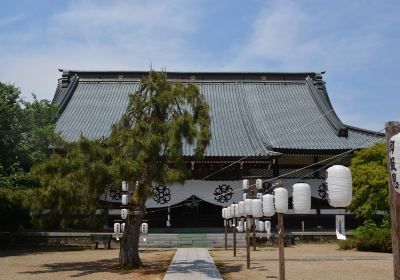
0,82 -> 60,188
30,138 -> 113,229
349,143 -> 389,220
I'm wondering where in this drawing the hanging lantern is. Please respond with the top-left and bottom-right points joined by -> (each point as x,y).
274,187 -> 288,213
233,204 -> 240,217
243,193 -> 247,200
113,223 -> 120,234
226,206 -> 231,219
238,201 -> 245,217
141,223 -> 148,234
254,218 -> 260,230
256,179 -> 263,189
221,208 -> 225,219
121,194 -> 129,205
243,179 -> 249,189
326,165 -> 352,207
121,181 -> 128,192
389,133 -> 400,193
121,209 -> 128,219
237,220 -> 244,232
262,194 -> 275,217
265,220 -> 271,238
244,199 -> 252,216
121,223 -> 125,233
251,199 -> 263,218
258,221 -> 265,232
230,204 -> 235,218
292,183 -> 311,214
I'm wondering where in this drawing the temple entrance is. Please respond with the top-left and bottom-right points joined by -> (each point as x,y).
146,195 -> 223,231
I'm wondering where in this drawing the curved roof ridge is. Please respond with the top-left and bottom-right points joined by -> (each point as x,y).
305,76 -> 344,132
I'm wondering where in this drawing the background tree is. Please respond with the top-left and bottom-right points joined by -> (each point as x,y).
30,138 -> 113,229
349,143 -> 389,220
0,82 -> 59,230
110,71 -> 211,267
0,82 -> 59,188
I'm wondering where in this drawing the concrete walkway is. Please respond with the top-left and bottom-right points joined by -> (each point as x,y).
164,248 -> 223,280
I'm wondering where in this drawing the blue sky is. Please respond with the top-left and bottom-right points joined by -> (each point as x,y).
0,0 -> 399,131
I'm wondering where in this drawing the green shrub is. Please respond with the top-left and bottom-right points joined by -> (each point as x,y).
339,238 -> 356,250
0,188 -> 33,231
352,220 -> 392,253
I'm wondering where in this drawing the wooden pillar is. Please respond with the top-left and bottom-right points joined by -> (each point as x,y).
385,121 -> 400,280
278,213 -> 285,280
233,218 -> 237,257
224,221 -> 227,250
246,216 -> 250,269
252,218 -> 256,251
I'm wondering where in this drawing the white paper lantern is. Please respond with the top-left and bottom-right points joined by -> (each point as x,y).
233,204 -> 240,217
244,199 -> 252,216
238,201 -> 245,217
258,221 -> 265,232
121,194 -> 129,205
121,223 -> 125,233
254,218 -> 260,230
141,222 -> 148,234
237,220 -> 244,232
262,194 -> 275,217
243,179 -> 249,189
243,193 -> 247,200
226,206 -> 231,219
113,222 -> 120,234
230,205 -> 235,218
251,199 -> 263,218
265,220 -> 271,238
121,181 -> 128,191
389,133 -> 400,193
256,179 -> 262,189
326,165 -> 352,207
292,183 -> 311,214
274,187 -> 288,213
121,209 -> 128,219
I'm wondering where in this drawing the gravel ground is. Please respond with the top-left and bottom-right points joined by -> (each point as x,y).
210,243 -> 393,280
0,248 -> 175,280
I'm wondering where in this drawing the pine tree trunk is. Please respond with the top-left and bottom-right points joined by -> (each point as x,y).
119,182 -> 147,268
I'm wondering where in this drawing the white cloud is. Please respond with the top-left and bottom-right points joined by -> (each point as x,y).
0,0 -> 200,100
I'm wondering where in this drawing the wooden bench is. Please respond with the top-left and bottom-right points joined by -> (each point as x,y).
90,234 -> 112,249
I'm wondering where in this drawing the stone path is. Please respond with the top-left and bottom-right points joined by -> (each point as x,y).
164,248 -> 223,280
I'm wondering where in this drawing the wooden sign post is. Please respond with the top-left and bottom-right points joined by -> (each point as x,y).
224,221 -> 227,250
385,121 -> 400,280
278,212 -> 285,280
233,218 -> 237,257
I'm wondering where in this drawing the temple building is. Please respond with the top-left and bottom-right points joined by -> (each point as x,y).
52,70 -> 383,231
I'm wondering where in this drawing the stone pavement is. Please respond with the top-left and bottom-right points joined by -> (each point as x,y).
164,248 -> 223,280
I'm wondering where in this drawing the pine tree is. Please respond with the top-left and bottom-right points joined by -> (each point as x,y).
110,71 -> 210,267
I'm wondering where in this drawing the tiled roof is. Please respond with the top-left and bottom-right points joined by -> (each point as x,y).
53,71 -> 383,157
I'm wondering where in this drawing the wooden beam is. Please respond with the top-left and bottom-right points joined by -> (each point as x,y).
385,121 -> 400,280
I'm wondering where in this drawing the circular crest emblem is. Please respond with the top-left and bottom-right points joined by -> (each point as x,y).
214,184 -> 233,203
152,185 -> 172,204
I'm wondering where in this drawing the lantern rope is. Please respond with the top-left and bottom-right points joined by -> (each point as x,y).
146,124 -> 387,214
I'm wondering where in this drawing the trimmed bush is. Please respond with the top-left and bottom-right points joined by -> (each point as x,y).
339,220 -> 392,253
